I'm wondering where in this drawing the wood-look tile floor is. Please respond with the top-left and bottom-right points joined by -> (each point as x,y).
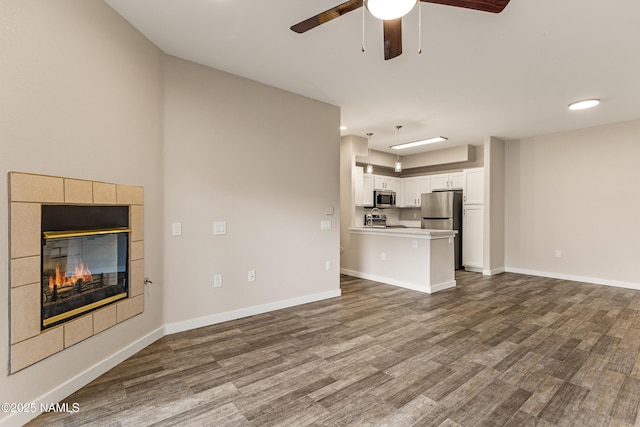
27,271 -> 640,427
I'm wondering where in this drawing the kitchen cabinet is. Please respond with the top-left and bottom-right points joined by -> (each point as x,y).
463,168 -> 484,205
374,175 -> 399,191
362,174 -> 374,206
402,176 -> 431,207
430,172 -> 463,191
462,205 -> 483,269
354,166 -> 363,205
353,167 -> 374,206
451,173 -> 464,190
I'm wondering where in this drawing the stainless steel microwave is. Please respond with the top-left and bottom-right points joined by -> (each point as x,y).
374,190 -> 396,208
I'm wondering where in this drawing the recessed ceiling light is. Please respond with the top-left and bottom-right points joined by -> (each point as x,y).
568,99 -> 600,110
339,126 -> 347,130
390,136 -> 447,150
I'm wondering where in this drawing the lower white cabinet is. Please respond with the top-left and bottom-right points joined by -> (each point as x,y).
462,204 -> 483,269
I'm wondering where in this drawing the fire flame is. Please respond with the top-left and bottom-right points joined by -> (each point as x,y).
49,262 -> 93,293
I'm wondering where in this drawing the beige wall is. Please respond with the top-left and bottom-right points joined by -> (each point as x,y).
340,135 -> 368,263
0,0 -> 164,416
484,137 -> 506,274
162,57 -> 341,326
505,119 -> 640,287
1,0 -> 341,423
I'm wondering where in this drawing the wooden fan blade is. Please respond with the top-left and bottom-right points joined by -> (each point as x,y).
383,18 -> 403,60
419,0 -> 510,13
291,0 -> 363,33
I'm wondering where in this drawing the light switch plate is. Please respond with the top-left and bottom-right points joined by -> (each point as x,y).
213,221 -> 227,235
214,275 -> 222,288
321,220 -> 332,230
172,222 -> 182,236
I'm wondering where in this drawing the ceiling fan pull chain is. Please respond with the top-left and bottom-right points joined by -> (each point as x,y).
362,2 -> 366,52
418,2 -> 422,54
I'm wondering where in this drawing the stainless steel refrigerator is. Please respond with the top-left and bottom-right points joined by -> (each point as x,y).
421,191 -> 463,269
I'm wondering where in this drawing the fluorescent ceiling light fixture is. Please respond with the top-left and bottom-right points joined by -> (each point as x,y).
568,98 -> 600,110
390,136 -> 448,150
366,0 -> 417,20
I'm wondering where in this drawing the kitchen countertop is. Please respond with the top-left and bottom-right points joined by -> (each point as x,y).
349,226 -> 457,239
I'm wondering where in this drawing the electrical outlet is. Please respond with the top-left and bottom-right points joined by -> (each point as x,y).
248,270 -> 256,282
214,275 -> 222,288
412,240 -> 418,249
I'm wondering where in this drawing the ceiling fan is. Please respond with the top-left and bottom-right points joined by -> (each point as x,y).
291,0 -> 510,60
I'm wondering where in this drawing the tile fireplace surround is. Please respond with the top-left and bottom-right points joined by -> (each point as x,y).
8,172 -> 144,373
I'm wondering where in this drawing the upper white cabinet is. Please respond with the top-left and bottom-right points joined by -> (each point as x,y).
430,174 -> 449,191
451,173 -> 464,190
463,168 -> 484,205
354,166 -> 363,205
353,167 -> 374,207
362,174 -> 374,206
402,176 -> 431,207
374,175 -> 399,191
418,176 -> 431,198
430,172 -> 463,191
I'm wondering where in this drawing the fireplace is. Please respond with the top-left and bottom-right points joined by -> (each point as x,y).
9,172 -> 144,373
41,205 -> 129,329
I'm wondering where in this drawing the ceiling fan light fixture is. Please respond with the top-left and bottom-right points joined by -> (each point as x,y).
366,0 -> 417,20
568,98 -> 600,110
391,136 -> 448,150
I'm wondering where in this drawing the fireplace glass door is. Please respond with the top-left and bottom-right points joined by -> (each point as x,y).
42,229 -> 129,329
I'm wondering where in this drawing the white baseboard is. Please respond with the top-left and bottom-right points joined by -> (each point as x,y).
2,327 -> 164,427
505,267 -> 640,291
340,269 -> 455,294
483,267 -> 505,276
163,289 -> 342,335
429,280 -> 457,293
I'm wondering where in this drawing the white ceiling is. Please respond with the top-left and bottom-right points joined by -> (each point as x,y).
104,0 -> 640,155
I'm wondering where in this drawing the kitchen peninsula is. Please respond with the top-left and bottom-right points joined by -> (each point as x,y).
342,227 -> 457,294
